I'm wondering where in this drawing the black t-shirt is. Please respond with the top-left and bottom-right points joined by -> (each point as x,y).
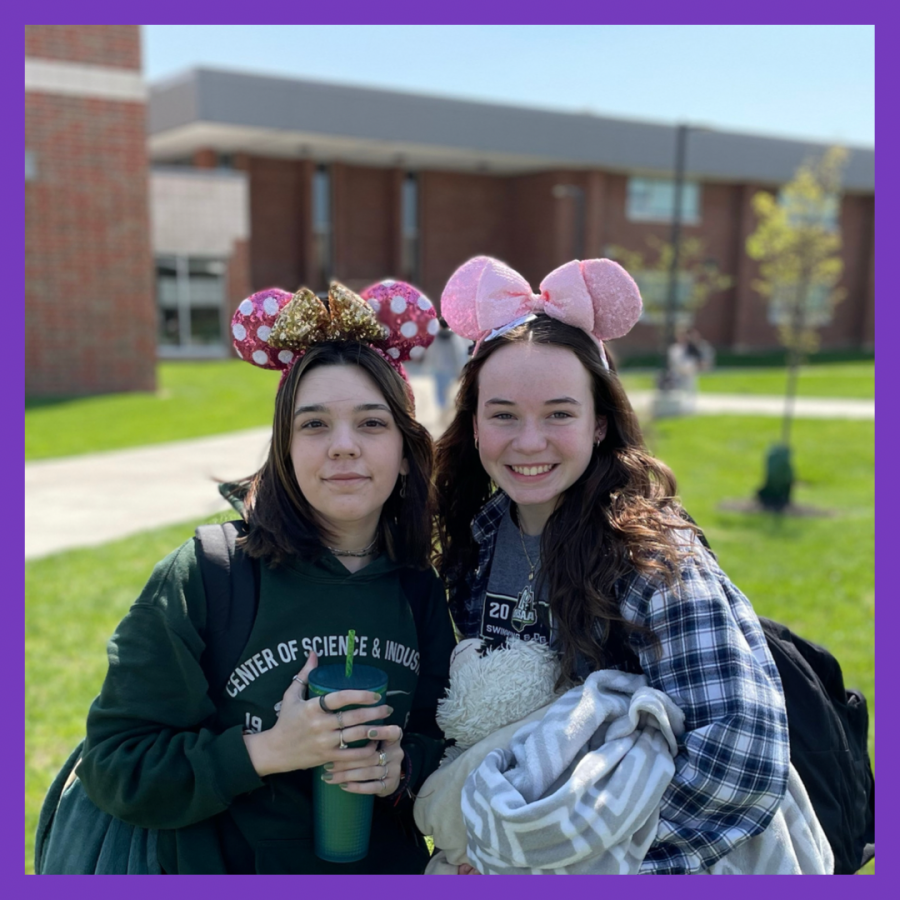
480,510 -> 551,648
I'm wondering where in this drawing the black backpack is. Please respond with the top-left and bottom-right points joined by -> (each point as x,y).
673,514 -> 875,873
757,617 -> 874,874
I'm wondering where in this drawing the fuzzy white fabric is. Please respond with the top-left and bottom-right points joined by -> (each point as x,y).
436,639 -> 561,753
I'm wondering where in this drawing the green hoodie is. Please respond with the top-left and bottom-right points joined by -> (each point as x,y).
78,538 -> 455,874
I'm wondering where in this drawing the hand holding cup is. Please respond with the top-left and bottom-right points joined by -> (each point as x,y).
323,726 -> 405,796
242,651 -> 392,777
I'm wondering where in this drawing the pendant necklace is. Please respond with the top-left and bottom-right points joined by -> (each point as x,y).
517,517 -> 539,582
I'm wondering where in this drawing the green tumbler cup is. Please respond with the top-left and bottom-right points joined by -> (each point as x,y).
307,663 -> 388,863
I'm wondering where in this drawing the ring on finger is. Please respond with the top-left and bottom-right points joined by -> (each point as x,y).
339,728 -> 348,750
378,750 -> 387,767
319,695 -> 333,713
292,675 -> 307,688
336,709 -> 344,729
380,777 -> 386,791
382,763 -> 388,778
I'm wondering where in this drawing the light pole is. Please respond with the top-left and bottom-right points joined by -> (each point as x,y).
662,124 -> 689,376
655,123 -> 710,414
552,184 -> 586,259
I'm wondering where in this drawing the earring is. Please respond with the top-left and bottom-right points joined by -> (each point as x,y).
399,474 -> 407,499
474,434 -> 479,450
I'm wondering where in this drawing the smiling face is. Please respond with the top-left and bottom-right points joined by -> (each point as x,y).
289,364 -> 408,543
474,342 -> 606,534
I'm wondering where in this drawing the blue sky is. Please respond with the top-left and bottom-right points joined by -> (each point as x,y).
143,24 -> 874,147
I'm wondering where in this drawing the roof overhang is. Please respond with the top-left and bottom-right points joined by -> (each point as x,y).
148,67 -> 875,190
148,121 -> 588,175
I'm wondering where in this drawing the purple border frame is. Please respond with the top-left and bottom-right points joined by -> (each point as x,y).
15,5 -> 883,895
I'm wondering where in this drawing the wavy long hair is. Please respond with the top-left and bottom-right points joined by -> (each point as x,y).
434,316 -> 694,682
239,342 -> 435,568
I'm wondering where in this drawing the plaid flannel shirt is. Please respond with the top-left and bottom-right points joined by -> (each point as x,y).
447,491 -> 790,874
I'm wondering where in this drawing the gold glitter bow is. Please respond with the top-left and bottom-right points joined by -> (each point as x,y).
268,282 -> 389,351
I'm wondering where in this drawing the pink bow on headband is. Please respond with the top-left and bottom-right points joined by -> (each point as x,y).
440,256 -> 643,352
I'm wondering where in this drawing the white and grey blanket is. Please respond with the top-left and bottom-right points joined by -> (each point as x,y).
415,670 -> 833,874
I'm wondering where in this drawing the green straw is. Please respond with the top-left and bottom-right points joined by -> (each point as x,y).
345,629 -> 356,679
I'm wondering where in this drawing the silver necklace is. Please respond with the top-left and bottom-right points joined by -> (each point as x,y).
326,535 -> 379,558
517,518 -> 539,583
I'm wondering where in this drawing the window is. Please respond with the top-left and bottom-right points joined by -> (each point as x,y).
156,255 -> 227,354
312,165 -> 333,289
25,150 -> 37,181
633,270 -> 696,326
627,177 -> 701,224
767,284 -> 834,329
401,173 -> 420,283
779,189 -> 840,232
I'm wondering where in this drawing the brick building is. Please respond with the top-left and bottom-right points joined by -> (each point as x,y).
147,68 -> 874,362
25,25 -> 156,396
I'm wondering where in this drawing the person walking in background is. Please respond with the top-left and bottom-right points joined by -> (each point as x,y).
667,328 -> 699,401
663,327 -> 713,413
428,320 -> 470,426
685,327 -> 715,373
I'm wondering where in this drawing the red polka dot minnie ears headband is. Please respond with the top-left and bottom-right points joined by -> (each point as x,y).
440,256 -> 643,368
231,279 -> 438,404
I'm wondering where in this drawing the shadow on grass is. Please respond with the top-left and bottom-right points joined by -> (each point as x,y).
25,395 -> 85,411
25,392 -> 154,411
706,507 -> 834,543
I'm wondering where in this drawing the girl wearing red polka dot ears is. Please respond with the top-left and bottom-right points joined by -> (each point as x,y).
75,279 -> 456,874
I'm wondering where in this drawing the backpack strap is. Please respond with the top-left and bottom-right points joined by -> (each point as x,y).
194,520 -> 259,698
398,566 -> 435,631
34,738 -> 86,872
36,523 -> 260,874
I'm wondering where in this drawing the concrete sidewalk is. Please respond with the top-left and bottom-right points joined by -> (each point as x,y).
627,390 -> 875,420
25,381 -> 873,560
25,375 -> 442,560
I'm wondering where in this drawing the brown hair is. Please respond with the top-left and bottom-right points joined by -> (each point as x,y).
433,316 -> 694,683
240,342 -> 435,568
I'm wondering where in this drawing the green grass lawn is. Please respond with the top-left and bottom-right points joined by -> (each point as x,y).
26,360 -> 873,461
24,413 -> 874,873
618,361 -> 874,398
25,360 -> 281,461
649,415 -> 875,877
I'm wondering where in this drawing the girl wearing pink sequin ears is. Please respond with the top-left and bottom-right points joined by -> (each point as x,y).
432,256 -> 788,874
76,279 -> 456,874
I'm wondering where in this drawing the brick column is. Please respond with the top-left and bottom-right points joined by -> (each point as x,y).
388,168 -> 405,279
728,183 -> 769,351
584,170 -> 607,259
25,24 -> 156,395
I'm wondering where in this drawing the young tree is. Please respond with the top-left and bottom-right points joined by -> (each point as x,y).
745,145 -> 848,509
609,235 -> 731,334
608,237 -> 730,416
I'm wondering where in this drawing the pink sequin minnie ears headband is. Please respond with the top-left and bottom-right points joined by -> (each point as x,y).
440,256 -> 643,369
231,279 -> 438,397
